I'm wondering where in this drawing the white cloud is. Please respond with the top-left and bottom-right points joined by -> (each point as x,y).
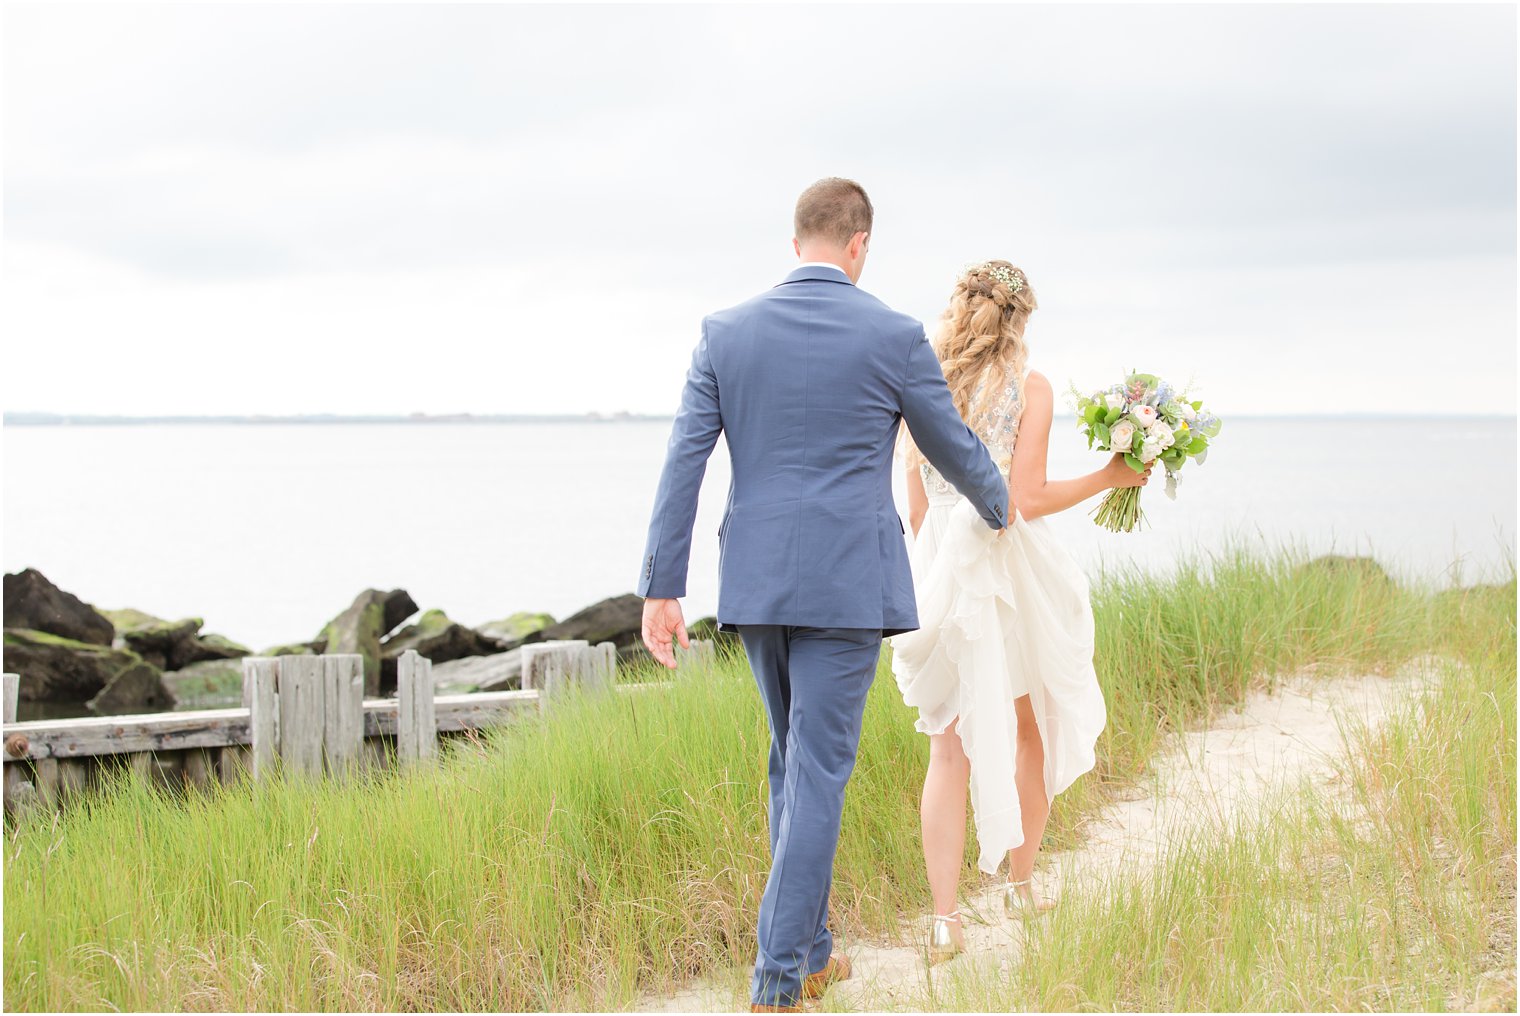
3,2 -> 1514,415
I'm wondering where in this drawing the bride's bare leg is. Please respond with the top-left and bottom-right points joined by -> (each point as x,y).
1006,694 -> 1052,903
922,720 -> 970,944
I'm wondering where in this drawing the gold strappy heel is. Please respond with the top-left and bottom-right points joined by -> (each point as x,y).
1004,875 -> 1056,917
927,910 -> 963,966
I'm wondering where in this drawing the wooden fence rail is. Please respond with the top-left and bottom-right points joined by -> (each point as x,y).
1,639 -> 716,820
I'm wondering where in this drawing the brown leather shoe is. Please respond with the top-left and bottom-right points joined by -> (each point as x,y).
750,1006 -> 802,1013
801,953 -> 852,999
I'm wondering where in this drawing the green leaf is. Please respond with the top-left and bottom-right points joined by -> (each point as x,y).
1103,407 -> 1122,425
1094,421 -> 1111,444
1188,436 -> 1209,454
1124,453 -> 1147,474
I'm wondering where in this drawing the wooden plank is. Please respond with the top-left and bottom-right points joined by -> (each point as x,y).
2,707 -> 252,761
419,655 -> 436,762
182,747 -> 211,788
2,673 -> 18,724
586,642 -> 617,694
521,640 -> 588,691
397,650 -> 437,764
57,756 -> 90,802
243,658 -> 280,779
536,644 -> 572,710
0,681 -> 667,768
675,639 -> 716,674
324,655 -> 364,777
126,751 -> 155,784
33,756 -> 60,808
218,744 -> 250,785
277,655 -> 324,777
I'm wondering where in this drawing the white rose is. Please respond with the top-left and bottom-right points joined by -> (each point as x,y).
1179,402 -> 1198,422
1131,405 -> 1158,429
1139,437 -> 1163,463
1104,392 -> 1126,411
1149,420 -> 1175,450
1109,419 -> 1136,453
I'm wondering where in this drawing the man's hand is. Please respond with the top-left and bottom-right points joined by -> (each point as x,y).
641,597 -> 690,669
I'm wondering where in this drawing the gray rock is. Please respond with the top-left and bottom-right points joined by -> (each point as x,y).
518,594 -> 644,650
3,569 -> 115,646
379,609 -> 511,690
88,659 -> 173,714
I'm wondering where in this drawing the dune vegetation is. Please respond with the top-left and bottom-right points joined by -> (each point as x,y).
3,548 -> 1513,1012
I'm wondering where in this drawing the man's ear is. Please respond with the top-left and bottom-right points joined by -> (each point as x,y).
849,231 -> 868,259
793,237 -> 802,257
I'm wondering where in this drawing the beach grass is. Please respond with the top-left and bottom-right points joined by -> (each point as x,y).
913,577 -> 1516,1013
3,548 -> 1512,1011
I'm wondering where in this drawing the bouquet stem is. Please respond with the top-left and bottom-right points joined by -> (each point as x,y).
1091,487 -> 1146,532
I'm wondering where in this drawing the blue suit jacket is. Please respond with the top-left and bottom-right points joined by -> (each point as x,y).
637,264 -> 1009,636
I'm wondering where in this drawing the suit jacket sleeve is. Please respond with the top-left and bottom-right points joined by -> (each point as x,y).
638,322 -> 724,598
899,327 -> 1009,530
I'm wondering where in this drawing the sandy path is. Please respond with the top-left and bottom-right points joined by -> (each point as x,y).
637,664 -> 1437,1013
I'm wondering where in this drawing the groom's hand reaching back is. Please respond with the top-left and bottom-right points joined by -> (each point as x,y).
641,597 -> 690,669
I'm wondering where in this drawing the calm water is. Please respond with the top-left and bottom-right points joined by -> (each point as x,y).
2,418 -> 1514,651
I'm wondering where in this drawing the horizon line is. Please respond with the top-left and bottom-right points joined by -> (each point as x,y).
4,410 -> 1517,426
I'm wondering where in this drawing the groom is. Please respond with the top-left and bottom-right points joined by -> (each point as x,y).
638,178 -> 1008,1012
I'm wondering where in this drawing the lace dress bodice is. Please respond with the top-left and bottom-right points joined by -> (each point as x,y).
921,363 -> 1024,504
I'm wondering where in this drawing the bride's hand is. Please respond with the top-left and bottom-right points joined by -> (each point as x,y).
1106,453 -> 1152,489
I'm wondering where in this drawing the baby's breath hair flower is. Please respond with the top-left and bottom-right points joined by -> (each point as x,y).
960,261 -> 1025,295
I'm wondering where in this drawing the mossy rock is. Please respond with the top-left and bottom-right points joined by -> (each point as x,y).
316,589 -> 418,695
162,658 -> 246,705
475,611 -> 556,643
100,607 -> 172,634
3,627 -> 164,705
261,640 -> 326,657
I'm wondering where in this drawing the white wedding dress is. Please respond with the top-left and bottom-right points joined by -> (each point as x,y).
889,363 -> 1108,874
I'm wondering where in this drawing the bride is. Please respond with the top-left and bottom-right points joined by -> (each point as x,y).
889,260 -> 1149,963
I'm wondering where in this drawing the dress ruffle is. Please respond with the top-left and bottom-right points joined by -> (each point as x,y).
889,499 -> 1108,874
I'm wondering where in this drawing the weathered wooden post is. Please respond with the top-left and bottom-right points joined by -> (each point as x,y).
675,639 -> 717,674
585,641 -> 617,693
397,650 -> 436,765
1,673 -> 34,820
276,655 -> 325,777
521,640 -> 590,692
537,643 -> 579,709
538,641 -> 621,709
322,654 -> 364,777
2,674 -> 17,725
242,657 -> 280,779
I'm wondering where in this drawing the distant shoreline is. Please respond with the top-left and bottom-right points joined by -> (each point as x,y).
2,412 -> 673,426
5,412 -> 1516,427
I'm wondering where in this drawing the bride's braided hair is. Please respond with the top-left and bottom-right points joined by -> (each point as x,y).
902,260 -> 1038,470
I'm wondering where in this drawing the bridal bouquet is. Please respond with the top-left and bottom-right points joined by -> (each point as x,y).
1071,372 -> 1221,532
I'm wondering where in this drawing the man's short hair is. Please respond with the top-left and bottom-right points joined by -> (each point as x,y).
794,177 -> 873,246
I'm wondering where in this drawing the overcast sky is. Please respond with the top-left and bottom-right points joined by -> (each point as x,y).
3,2 -> 1515,416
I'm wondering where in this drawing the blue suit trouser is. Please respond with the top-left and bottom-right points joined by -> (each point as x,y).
737,624 -> 882,1008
